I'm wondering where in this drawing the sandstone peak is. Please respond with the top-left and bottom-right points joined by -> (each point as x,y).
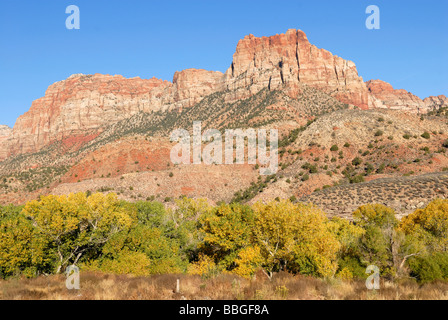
423,95 -> 448,108
366,79 -> 448,113
286,28 -> 307,37
225,29 -> 370,109
366,79 -> 395,92
2,29 -> 446,162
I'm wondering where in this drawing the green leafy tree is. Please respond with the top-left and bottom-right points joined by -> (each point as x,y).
135,200 -> 168,228
169,198 -> 212,261
0,213 -> 52,278
352,204 -> 412,278
328,217 -> 365,277
97,224 -> 187,274
399,199 -> 448,281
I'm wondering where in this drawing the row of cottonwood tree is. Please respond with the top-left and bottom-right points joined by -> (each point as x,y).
0,192 -> 448,283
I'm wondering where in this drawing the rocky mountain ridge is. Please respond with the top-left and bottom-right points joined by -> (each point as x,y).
2,29 -> 446,162
1,29 -> 447,210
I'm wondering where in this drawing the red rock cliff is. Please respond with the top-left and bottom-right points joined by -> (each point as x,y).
223,29 -> 372,109
2,29 -> 445,161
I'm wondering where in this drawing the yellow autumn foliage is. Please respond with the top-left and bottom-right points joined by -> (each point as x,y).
84,250 -> 151,276
0,214 -> 51,277
231,246 -> 263,279
251,200 -> 340,278
399,199 -> 448,251
22,192 -> 136,273
336,267 -> 354,281
353,204 -> 397,228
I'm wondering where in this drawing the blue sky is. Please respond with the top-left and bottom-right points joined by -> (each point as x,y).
0,0 -> 447,128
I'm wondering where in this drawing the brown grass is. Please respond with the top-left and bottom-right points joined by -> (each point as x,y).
1,271 -> 448,300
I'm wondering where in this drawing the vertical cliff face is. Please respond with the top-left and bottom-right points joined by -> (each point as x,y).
0,29 -> 381,161
4,74 -> 172,158
172,69 -> 224,109
0,126 -> 12,161
1,71 -> 224,160
223,29 -> 372,109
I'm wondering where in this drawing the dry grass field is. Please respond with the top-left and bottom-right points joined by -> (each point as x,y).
1,271 -> 448,300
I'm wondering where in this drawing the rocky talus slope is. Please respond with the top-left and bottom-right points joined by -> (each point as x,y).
301,172 -> 448,219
